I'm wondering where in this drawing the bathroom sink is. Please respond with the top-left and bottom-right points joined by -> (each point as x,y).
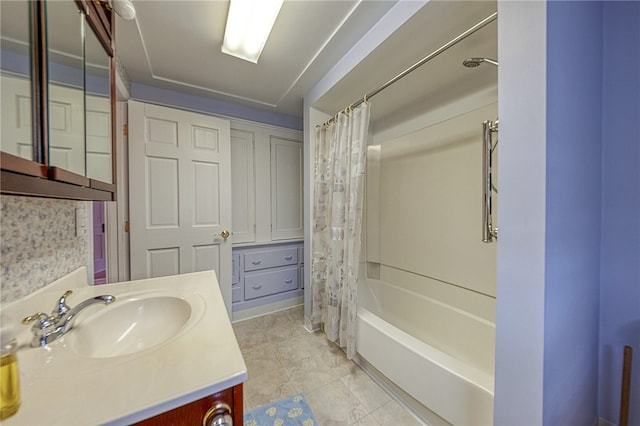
4,270 -> 247,425
70,295 -> 192,358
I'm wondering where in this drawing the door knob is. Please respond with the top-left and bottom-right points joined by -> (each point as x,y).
203,402 -> 232,426
219,230 -> 231,239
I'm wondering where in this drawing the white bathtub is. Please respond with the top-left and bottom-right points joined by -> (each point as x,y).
356,278 -> 495,425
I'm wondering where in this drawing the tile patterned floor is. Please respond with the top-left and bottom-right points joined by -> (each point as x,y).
233,306 -> 424,426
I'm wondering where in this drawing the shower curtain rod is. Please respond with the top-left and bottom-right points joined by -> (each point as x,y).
319,11 -> 498,127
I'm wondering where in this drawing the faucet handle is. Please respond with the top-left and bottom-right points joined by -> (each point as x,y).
22,312 -> 55,331
23,313 -> 57,348
51,290 -> 73,319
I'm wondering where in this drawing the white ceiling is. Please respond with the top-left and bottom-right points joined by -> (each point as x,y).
115,1 -> 497,124
115,0 -> 398,119
315,0 -> 498,130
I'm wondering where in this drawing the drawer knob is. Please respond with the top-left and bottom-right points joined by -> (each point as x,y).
251,260 -> 262,265
284,255 -> 293,260
284,278 -> 293,284
252,284 -> 263,290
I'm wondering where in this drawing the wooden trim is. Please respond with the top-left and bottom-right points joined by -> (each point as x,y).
90,179 -> 116,192
33,0 -> 48,165
82,0 -> 114,56
0,152 -> 48,178
1,170 -> 112,201
93,2 -> 113,41
232,382 -> 244,426
48,167 -> 91,187
110,55 -> 117,188
620,346 -> 633,426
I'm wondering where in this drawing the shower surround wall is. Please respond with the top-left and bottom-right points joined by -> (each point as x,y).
367,100 -> 498,322
361,96 -> 498,422
0,195 -> 90,303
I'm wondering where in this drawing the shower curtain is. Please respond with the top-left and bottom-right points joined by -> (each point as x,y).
310,102 -> 370,359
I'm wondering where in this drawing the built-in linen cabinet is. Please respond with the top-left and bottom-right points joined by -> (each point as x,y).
0,0 -> 116,200
230,121 -> 303,313
230,128 -> 257,244
232,241 -> 304,312
230,121 -> 303,244
270,137 -> 303,240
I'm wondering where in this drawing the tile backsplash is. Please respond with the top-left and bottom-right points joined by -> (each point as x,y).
0,195 -> 89,303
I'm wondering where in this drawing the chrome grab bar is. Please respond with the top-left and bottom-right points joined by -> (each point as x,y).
482,119 -> 498,243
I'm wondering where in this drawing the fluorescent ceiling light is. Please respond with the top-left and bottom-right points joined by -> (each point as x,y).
222,0 -> 284,63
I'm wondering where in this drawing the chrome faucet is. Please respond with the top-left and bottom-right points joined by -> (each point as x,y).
22,290 -> 115,347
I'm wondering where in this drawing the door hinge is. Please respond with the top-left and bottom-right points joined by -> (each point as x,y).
124,221 -> 130,233
123,123 -> 128,136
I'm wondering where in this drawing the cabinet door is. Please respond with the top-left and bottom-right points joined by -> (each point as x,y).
1,1 -> 33,162
85,95 -> 112,182
47,0 -> 86,177
230,129 -> 256,243
270,137 -> 303,240
48,84 -> 85,175
1,75 -> 33,159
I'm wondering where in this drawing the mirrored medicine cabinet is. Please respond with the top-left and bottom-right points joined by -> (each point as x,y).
1,0 -> 115,200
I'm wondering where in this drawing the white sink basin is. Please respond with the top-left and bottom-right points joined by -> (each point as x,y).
70,295 -> 192,358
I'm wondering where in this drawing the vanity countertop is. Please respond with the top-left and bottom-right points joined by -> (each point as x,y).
1,268 -> 247,425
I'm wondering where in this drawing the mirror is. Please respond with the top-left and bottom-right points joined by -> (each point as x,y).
47,0 -> 86,176
85,20 -> 112,183
0,0 -> 33,161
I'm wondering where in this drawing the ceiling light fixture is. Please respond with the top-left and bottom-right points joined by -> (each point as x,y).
222,0 -> 284,63
109,0 -> 136,20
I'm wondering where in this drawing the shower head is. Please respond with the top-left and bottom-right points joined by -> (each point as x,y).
463,57 -> 499,68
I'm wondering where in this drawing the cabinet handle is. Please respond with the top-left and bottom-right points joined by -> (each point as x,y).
284,255 -> 293,260
251,260 -> 262,265
203,402 -> 232,426
252,284 -> 262,290
284,278 -> 293,284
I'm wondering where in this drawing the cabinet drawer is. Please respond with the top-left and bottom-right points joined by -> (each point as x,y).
244,267 -> 298,300
244,247 -> 297,271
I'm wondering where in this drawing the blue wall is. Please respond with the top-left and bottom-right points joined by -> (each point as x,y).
1,49 -> 30,76
599,2 -> 640,424
131,83 -> 303,130
543,2 -> 640,424
544,2 -> 603,424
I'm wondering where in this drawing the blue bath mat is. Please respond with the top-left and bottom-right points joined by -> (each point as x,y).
244,394 -> 318,426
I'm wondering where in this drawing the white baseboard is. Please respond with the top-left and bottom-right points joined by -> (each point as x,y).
597,417 -> 616,426
304,316 -> 321,333
231,297 -> 303,322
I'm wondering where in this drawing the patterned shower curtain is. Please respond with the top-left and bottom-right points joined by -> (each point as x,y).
310,102 -> 370,359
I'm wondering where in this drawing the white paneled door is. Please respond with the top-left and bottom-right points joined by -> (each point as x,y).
129,101 -> 232,315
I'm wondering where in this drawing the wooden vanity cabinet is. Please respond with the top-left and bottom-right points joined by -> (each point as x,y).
133,383 -> 243,426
